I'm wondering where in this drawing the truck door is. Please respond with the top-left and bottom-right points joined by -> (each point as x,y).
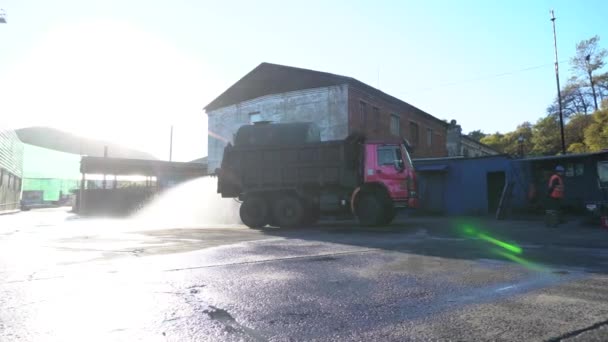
370,145 -> 408,200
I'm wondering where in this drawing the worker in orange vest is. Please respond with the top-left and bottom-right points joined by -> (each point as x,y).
547,165 -> 565,224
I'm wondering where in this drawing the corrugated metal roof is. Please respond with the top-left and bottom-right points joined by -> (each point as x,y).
515,151 -> 608,162
81,156 -> 207,176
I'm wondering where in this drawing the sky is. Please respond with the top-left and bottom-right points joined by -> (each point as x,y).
1,0 -> 607,161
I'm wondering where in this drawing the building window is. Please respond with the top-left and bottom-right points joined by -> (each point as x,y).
359,101 -> 367,127
373,106 -> 380,130
427,128 -> 433,147
409,122 -> 419,145
575,163 -> 584,176
249,112 -> 262,124
390,114 -> 400,136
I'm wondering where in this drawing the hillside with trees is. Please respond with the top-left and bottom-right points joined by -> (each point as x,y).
472,35 -> 608,156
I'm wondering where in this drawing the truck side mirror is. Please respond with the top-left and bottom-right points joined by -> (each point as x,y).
394,159 -> 405,173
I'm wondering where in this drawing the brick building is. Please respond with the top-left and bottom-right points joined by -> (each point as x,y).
205,63 -> 448,171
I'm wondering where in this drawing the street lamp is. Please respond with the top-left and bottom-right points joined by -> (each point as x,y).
518,135 -> 525,158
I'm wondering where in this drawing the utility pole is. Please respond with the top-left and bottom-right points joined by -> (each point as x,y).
169,125 -> 173,162
550,10 -> 566,155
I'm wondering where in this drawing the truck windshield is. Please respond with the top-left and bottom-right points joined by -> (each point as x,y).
377,146 -> 403,166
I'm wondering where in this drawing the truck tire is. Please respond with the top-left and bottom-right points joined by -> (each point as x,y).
380,205 -> 396,225
240,196 -> 269,228
355,192 -> 385,226
302,205 -> 321,226
272,195 -> 305,228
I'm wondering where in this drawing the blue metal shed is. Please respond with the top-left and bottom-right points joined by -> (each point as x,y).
413,151 -> 608,216
413,155 -> 512,215
509,151 -> 608,214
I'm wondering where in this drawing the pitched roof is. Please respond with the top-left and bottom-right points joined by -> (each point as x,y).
16,126 -> 157,160
204,63 -> 446,126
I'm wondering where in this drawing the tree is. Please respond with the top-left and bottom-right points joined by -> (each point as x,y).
531,116 -> 562,155
466,130 -> 486,142
480,132 -> 506,153
547,77 -> 593,118
496,122 -> 533,156
565,113 -> 593,151
570,35 -> 608,111
584,100 -> 608,151
596,72 -> 608,101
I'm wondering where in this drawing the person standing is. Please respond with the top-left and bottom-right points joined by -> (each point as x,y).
546,165 -> 565,225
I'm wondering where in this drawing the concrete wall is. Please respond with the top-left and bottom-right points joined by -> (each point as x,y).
447,121 -> 498,157
348,86 -> 447,158
461,137 -> 499,157
207,85 -> 349,171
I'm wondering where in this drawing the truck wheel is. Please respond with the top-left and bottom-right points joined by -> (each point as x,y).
302,205 -> 321,226
272,195 -> 305,228
355,192 -> 384,226
381,204 -> 396,225
240,196 -> 269,228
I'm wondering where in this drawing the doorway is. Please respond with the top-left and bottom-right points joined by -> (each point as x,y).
487,171 -> 506,214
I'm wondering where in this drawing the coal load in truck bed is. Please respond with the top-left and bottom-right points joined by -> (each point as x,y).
234,122 -> 321,147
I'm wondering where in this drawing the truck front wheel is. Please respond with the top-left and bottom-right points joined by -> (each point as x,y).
240,196 -> 269,228
355,192 -> 390,226
272,195 -> 305,228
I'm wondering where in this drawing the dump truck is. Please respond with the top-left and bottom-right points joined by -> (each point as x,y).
216,122 -> 418,228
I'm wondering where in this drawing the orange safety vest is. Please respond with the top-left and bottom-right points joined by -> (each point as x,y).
548,174 -> 564,199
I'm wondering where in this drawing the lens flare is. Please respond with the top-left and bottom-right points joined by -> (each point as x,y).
478,233 -> 522,254
494,249 -> 546,272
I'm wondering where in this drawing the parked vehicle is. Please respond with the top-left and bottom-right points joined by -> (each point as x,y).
216,122 -> 418,228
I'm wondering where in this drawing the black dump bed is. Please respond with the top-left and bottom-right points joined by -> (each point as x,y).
218,129 -> 363,197
234,122 -> 321,147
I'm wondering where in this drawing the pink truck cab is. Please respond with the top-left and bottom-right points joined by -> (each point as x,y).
361,142 -> 418,208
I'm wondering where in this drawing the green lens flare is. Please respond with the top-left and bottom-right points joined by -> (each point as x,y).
458,224 -> 522,255
462,226 -> 476,235
494,250 -> 546,272
478,233 -> 523,254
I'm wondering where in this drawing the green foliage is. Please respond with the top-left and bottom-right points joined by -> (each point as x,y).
567,143 -> 587,153
480,132 -> 505,152
466,130 -> 486,142
530,116 -> 561,155
584,106 -> 608,151
564,113 -> 593,151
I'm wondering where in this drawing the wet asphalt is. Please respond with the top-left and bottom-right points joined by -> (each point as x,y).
1,208 -> 608,341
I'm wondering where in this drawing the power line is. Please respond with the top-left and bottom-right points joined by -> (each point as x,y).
402,60 -> 567,94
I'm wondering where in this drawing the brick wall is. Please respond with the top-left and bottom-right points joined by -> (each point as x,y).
347,86 -> 447,158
